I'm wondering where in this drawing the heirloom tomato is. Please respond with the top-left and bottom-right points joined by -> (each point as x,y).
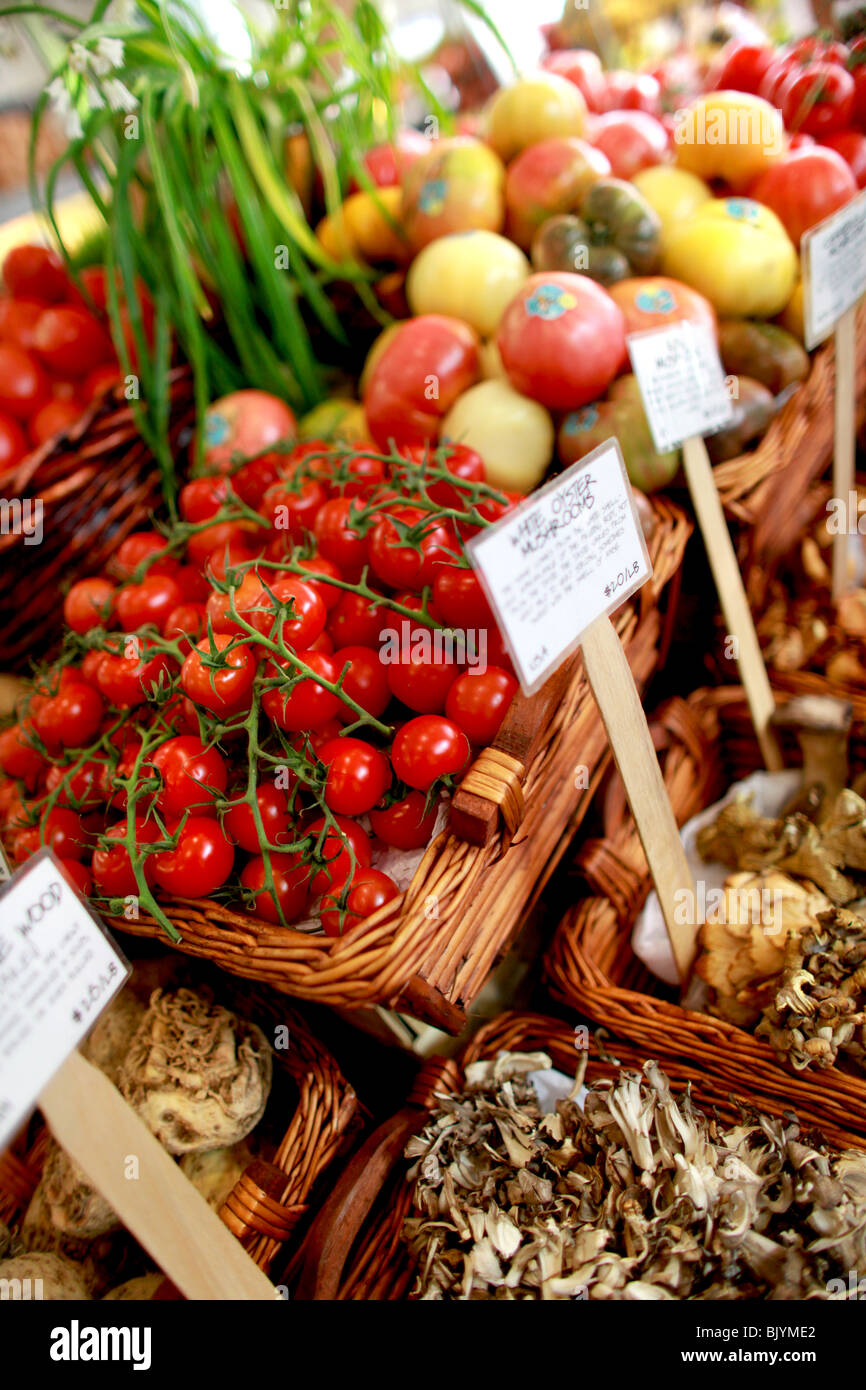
363,314 -> 479,450
749,146 -> 857,245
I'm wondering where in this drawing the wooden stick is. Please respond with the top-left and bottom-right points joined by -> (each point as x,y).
581,614 -> 697,983
832,305 -> 857,603
40,1051 -> 278,1301
681,435 -> 784,772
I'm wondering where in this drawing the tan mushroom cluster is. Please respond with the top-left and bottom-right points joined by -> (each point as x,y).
403,1052 -> 866,1301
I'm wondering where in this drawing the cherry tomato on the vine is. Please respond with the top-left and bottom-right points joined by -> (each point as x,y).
149,735 -> 228,818
224,783 -> 293,853
152,816 -> 235,897
317,736 -> 391,815
240,852 -> 310,924
261,650 -> 342,731
369,790 -> 440,850
181,634 -> 258,717
320,867 -> 400,936
445,666 -> 518,745
391,715 -> 469,790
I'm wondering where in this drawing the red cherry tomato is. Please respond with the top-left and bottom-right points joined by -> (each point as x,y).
433,564 -> 494,629
0,344 -> 50,419
13,807 -> 87,863
590,111 -> 668,178
386,642 -> 461,715
164,602 -> 206,648
262,650 -> 342,731
3,245 -> 68,302
391,714 -> 470,790
181,634 -> 258,717
410,442 -> 486,509
29,398 -> 82,446
320,867 -> 399,936
313,496 -> 369,579
368,505 -> 458,592
598,70 -> 661,115
848,39 -> 866,130
92,820 -> 160,897
33,305 -> 113,377
59,859 -> 93,896
149,735 -> 228,818
240,852 -> 310,924
231,455 -> 283,508
333,644 -> 390,720
0,409 -> 28,469
254,576 -> 327,651
82,364 -> 123,403
179,475 -> 229,523
0,298 -> 48,350
497,272 -> 626,411
369,790 -> 440,850
307,813 -> 372,896
363,315 -> 479,450
112,531 -> 175,579
293,554 -> 343,610
45,757 -> 109,810
749,146 -> 857,246
0,723 -> 44,782
115,573 -> 184,634
152,816 -> 234,897
32,680 -> 104,751
96,642 -> 175,708
781,63 -> 855,137
63,578 -> 115,634
705,41 -> 777,95
327,590 -> 388,648
445,666 -> 518,745
317,736 -> 391,815
224,783 -> 293,853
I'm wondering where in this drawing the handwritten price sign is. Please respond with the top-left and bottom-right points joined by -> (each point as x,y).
466,441 -> 652,694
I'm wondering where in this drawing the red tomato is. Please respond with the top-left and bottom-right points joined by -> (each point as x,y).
3,245 -> 68,302
115,573 -> 184,634
0,723 -> 44,782
181,634 -> 258,717
0,298 -> 47,350
112,531 -> 178,580
164,602 -> 206,649
820,129 -> 866,188
540,50 -> 605,111
224,783 -> 293,853
369,791 -> 439,850
781,63 -> 855,137
152,816 -> 234,897
240,852 -> 310,924
328,451 -> 388,499
368,505 -> 458,592
391,714 -> 469,790
179,474 -> 229,523
307,812 -> 372,896
195,527 -> 260,577
598,70 -> 661,114
81,364 -> 122,404
63,577 -> 115,634
230,455 -> 283,508
363,315 -> 479,450
263,477 -> 328,541
32,305 -> 113,376
327,590 -> 389,648
606,276 -> 717,340
358,129 -> 430,188
705,41 -> 777,95
13,807 -> 87,864
590,111 -> 668,178
45,757 -> 109,809
849,39 -> 866,130
0,409 -> 28,469
445,666 -> 518,745
0,344 -> 50,419
59,859 -> 93,896
92,820 -> 160,897
313,496 -> 369,580
248,576 -> 327,651
29,398 -> 82,445
497,272 -> 626,411
32,680 -> 103,751
433,564 -> 494,628
750,146 -> 857,246
317,736 -> 391,815
386,642 -> 461,714
201,390 -> 296,472
333,644 -> 390,720
293,554 -> 343,610
320,867 -> 399,936
150,735 -> 228,818
262,650 -> 342,731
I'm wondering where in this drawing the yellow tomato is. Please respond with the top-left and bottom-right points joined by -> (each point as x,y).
662,197 -> 797,318
442,379 -> 554,492
776,279 -> 805,345
631,166 -> 713,251
298,398 -> 370,442
316,187 -> 408,263
673,92 -> 787,188
485,73 -> 587,163
406,230 -> 529,338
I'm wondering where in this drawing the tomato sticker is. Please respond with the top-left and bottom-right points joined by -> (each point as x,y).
562,405 -> 599,434
524,283 -> 578,320
418,179 -> 447,215
635,286 -> 676,314
204,410 -> 231,448
723,198 -> 760,221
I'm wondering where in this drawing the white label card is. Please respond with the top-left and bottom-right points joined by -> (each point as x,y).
466,441 -> 652,695
0,848 -> 129,1149
802,189 -> 866,350
627,321 -> 734,453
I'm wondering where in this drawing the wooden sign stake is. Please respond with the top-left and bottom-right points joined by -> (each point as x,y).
40,1051 -> 278,1301
681,435 -> 784,772
581,614 -> 698,983
832,304 -> 857,604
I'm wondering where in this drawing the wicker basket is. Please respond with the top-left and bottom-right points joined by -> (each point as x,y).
292,1005 -> 864,1301
712,298 -> 866,603
0,367 -> 194,671
543,686 -> 866,1152
0,990 -> 358,1283
108,496 -> 690,1031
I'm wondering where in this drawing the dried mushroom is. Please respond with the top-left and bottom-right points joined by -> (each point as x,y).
119,988 -> 272,1155
696,872 -> 829,1027
403,1052 -> 866,1300
757,909 -> 866,1072
41,1139 -> 121,1239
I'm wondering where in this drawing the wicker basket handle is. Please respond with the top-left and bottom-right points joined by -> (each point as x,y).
293,1107 -> 423,1301
450,652 -> 580,846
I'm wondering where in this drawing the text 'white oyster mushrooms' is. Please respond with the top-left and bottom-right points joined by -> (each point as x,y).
119,989 -> 272,1156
